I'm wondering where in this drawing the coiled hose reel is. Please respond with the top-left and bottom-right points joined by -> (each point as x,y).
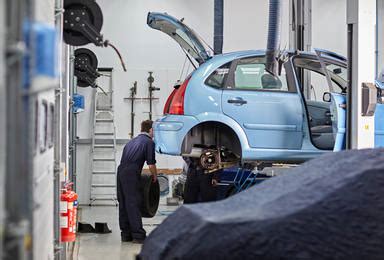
64,0 -> 127,71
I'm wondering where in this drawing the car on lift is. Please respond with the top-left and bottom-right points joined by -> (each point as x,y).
147,12 -> 348,171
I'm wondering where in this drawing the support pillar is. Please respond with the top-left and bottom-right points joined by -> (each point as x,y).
347,0 -> 376,149
289,0 -> 312,98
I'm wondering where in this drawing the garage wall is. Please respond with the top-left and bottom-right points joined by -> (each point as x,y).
32,0 -> 56,259
312,0 -> 347,56
309,0 -> 347,101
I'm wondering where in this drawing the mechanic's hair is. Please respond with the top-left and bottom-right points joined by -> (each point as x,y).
141,120 -> 153,133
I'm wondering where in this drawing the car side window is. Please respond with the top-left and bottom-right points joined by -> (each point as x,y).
294,58 -> 346,101
230,57 -> 289,91
205,62 -> 231,89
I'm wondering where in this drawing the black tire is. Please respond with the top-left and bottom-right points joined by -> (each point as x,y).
141,174 -> 160,218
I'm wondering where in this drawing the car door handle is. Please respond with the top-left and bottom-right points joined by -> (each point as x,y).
227,98 -> 247,105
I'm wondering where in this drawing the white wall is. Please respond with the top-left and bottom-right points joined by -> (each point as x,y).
312,0 -> 347,56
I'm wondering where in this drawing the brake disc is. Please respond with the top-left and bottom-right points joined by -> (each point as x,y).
200,149 -> 220,171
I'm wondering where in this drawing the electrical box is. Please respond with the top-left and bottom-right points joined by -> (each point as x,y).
361,82 -> 377,116
73,94 -> 85,113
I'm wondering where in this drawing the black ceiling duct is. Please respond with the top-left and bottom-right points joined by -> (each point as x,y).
74,48 -> 100,88
214,0 -> 224,55
63,0 -> 127,71
265,0 -> 282,76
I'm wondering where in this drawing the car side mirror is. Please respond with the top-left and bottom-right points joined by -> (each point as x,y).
333,68 -> 342,75
323,92 -> 332,102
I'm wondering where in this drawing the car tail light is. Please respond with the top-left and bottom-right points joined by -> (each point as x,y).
163,89 -> 177,114
168,75 -> 191,115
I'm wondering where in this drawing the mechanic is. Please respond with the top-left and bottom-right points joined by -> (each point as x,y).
117,120 -> 157,243
183,157 -> 221,204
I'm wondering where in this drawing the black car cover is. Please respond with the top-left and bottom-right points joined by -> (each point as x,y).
138,149 -> 384,260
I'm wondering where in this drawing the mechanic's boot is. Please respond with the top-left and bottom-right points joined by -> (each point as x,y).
121,232 -> 133,242
132,238 -> 145,244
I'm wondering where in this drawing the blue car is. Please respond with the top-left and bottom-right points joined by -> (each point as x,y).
148,12 -> 350,171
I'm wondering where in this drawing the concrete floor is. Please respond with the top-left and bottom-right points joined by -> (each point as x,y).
74,198 -> 180,260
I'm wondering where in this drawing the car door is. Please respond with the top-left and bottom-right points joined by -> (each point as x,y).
315,49 -> 348,151
221,56 -> 304,150
375,79 -> 384,147
293,50 -> 348,151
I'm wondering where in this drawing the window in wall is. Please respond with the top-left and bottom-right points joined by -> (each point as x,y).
48,103 -> 54,148
39,100 -> 48,153
34,100 -> 39,155
231,57 -> 289,91
205,62 -> 231,88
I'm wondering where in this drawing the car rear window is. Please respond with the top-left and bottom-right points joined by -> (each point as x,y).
205,62 -> 231,89
232,57 -> 288,91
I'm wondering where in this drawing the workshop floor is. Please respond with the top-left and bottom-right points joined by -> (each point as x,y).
73,198 -> 180,260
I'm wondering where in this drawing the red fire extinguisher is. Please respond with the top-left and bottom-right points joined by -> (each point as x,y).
60,182 -> 78,242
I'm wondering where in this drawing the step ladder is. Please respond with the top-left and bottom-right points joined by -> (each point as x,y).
89,68 -> 118,206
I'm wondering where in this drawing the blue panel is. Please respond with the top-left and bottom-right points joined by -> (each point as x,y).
243,123 -> 297,131
222,91 -> 304,149
23,21 -> 57,85
375,104 -> 384,147
153,115 -> 200,155
33,22 -> 57,77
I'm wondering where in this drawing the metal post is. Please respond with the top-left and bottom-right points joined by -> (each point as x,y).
4,0 -> 34,259
68,45 -> 78,190
289,0 -> 312,98
147,72 -> 160,121
377,0 -> 384,77
54,0 -> 66,258
63,45 -> 71,177
347,0 -> 376,149
130,81 -> 137,139
0,0 -> 6,259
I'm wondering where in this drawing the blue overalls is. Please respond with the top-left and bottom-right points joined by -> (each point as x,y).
117,133 -> 156,240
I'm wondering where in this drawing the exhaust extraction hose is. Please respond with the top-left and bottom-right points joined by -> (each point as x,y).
214,0 -> 224,55
265,0 -> 282,76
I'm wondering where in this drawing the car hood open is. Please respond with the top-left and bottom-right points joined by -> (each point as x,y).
147,12 -> 211,65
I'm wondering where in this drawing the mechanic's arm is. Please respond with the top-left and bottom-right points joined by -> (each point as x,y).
146,140 -> 157,183
148,164 -> 158,183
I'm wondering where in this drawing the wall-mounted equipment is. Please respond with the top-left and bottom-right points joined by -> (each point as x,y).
129,81 -> 137,139
147,71 -> 160,120
74,48 -> 100,88
73,94 -> 85,113
361,82 -> 377,117
63,0 -> 127,71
